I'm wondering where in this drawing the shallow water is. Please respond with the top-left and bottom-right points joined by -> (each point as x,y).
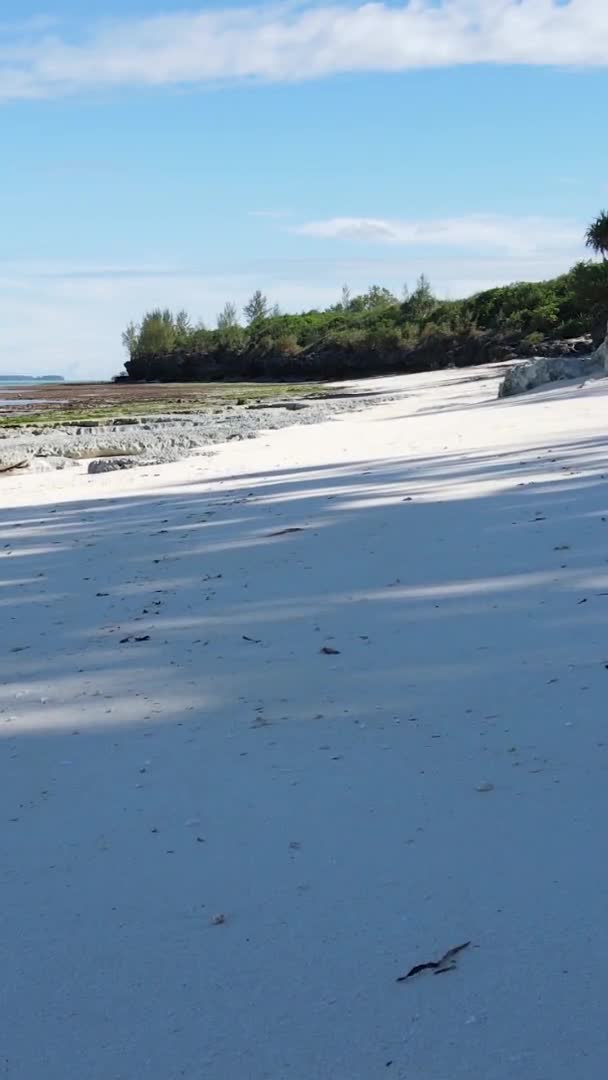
0,398 -> 62,406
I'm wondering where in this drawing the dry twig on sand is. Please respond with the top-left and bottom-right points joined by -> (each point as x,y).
0,460 -> 29,475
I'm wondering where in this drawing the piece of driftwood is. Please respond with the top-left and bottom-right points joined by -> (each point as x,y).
0,460 -> 29,474
397,941 -> 471,981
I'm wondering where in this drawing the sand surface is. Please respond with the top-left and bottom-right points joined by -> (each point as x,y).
2,365 -> 608,1079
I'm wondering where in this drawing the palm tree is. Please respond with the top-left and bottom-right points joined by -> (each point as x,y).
585,211 -> 608,261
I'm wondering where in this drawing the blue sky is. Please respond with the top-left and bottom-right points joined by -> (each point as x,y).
1,1 -> 607,379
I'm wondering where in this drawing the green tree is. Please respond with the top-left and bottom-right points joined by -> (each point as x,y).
174,309 -> 192,337
363,285 -> 398,309
406,274 -> 435,320
121,321 -> 139,357
585,211 -> 608,261
243,290 -> 270,324
217,302 -> 243,348
136,309 -> 177,354
217,302 -> 239,330
348,285 -> 397,313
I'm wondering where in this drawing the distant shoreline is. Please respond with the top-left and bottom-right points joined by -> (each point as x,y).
0,376 -> 64,385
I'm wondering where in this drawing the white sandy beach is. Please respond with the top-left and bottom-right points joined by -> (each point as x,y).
2,363 -> 608,1079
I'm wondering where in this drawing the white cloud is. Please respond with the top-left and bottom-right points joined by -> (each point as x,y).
0,1 -> 607,101
292,213 -> 585,256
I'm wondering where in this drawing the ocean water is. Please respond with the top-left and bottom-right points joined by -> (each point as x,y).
0,377 -> 65,406
0,379 -> 63,386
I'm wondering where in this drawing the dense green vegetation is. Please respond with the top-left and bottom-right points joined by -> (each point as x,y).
121,223 -> 608,383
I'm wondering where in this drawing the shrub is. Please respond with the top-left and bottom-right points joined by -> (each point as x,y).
120,253 -> 608,383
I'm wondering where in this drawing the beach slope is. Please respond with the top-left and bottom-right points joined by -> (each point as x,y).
2,365 -> 608,1079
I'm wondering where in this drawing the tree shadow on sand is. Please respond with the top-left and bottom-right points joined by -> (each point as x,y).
2,428 -> 608,1078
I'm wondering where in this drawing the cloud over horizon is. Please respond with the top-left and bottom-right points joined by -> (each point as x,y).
1,1 -> 607,103
292,214 -> 585,256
